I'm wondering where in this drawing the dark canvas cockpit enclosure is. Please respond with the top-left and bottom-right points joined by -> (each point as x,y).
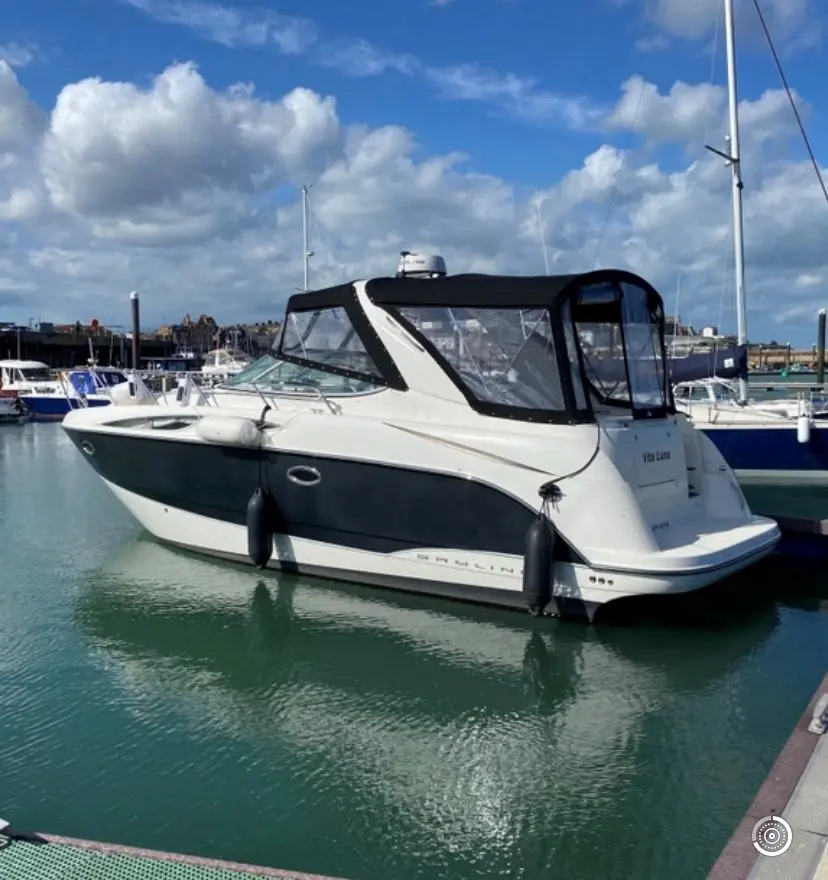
277,269 -> 673,423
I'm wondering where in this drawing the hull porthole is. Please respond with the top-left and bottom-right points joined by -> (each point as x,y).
287,466 -> 321,487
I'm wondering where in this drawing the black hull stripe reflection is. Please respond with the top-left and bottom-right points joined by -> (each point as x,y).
65,429 -> 584,563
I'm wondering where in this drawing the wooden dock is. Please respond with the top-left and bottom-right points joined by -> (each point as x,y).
0,828 -> 347,880
707,672 -> 828,879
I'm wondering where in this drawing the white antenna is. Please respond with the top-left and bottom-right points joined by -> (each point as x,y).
705,0 -> 748,404
536,199 -> 550,275
301,184 -> 315,291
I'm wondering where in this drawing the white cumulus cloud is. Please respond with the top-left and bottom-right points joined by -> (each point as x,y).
0,59 -> 825,339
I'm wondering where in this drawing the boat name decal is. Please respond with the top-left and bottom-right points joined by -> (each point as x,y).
642,450 -> 670,463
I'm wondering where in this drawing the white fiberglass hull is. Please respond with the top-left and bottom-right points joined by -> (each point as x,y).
102,477 -> 777,620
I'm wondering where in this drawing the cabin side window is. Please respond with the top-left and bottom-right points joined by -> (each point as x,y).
392,305 -> 567,413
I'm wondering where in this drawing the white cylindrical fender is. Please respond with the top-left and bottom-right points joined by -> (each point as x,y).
195,415 -> 261,447
797,414 -> 811,444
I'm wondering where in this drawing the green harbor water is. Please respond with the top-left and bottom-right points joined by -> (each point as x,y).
2,423 -> 828,880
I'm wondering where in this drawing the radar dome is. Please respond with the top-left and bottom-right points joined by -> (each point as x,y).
396,251 -> 447,279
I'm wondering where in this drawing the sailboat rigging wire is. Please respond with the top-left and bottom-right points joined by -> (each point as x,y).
591,76 -> 647,268
703,4 -> 722,148
536,199 -> 551,275
309,204 -> 339,283
752,0 -> 828,208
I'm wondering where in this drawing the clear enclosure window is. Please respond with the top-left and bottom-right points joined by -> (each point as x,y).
395,306 -> 566,411
573,281 -> 667,412
560,302 -> 588,410
620,282 -> 666,409
574,284 -> 630,403
280,307 -> 383,380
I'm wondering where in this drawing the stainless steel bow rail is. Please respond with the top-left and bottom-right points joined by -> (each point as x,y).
0,824 -> 349,880
707,671 -> 828,879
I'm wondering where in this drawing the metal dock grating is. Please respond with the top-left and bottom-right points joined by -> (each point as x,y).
0,839 -> 244,879
0,835 -> 343,880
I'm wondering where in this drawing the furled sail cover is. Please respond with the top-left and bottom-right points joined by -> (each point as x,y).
669,344 -> 748,383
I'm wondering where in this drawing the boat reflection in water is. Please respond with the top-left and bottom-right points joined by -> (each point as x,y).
74,538 -> 787,880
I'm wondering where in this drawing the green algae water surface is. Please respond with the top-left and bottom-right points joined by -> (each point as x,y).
2,423 -> 827,880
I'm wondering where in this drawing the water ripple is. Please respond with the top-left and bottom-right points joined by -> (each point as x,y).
2,425 -> 828,880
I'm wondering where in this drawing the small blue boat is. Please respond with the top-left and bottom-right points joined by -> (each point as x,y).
20,366 -> 129,420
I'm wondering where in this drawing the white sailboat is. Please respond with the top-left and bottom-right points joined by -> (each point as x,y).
673,0 -> 828,484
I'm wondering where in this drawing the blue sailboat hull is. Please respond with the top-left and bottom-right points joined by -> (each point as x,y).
700,423 -> 828,483
21,396 -> 111,421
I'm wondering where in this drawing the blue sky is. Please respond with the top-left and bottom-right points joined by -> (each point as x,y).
0,0 -> 826,343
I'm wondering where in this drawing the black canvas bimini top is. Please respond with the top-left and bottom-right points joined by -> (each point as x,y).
284,268 -> 664,313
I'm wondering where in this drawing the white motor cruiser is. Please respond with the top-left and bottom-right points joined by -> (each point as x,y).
62,254 -> 779,620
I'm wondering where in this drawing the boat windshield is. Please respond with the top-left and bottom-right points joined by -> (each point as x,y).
675,380 -> 738,405
224,355 -> 380,395
69,371 -> 96,396
96,371 -> 127,386
225,307 -> 384,396
571,280 -> 669,417
207,348 -> 249,367
17,367 -> 51,382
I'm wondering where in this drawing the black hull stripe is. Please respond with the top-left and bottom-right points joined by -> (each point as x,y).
64,427 -> 585,564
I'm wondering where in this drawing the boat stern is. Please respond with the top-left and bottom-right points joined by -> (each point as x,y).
565,413 -> 780,603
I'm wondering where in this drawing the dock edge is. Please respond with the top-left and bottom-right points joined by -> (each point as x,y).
706,670 -> 828,879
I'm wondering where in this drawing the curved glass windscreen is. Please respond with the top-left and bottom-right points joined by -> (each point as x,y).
572,281 -> 668,415
225,305 -> 387,396
393,306 -> 567,412
69,370 -> 127,395
224,355 -> 379,396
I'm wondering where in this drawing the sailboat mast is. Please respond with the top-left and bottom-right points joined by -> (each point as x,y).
301,184 -> 314,291
723,0 -> 749,403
